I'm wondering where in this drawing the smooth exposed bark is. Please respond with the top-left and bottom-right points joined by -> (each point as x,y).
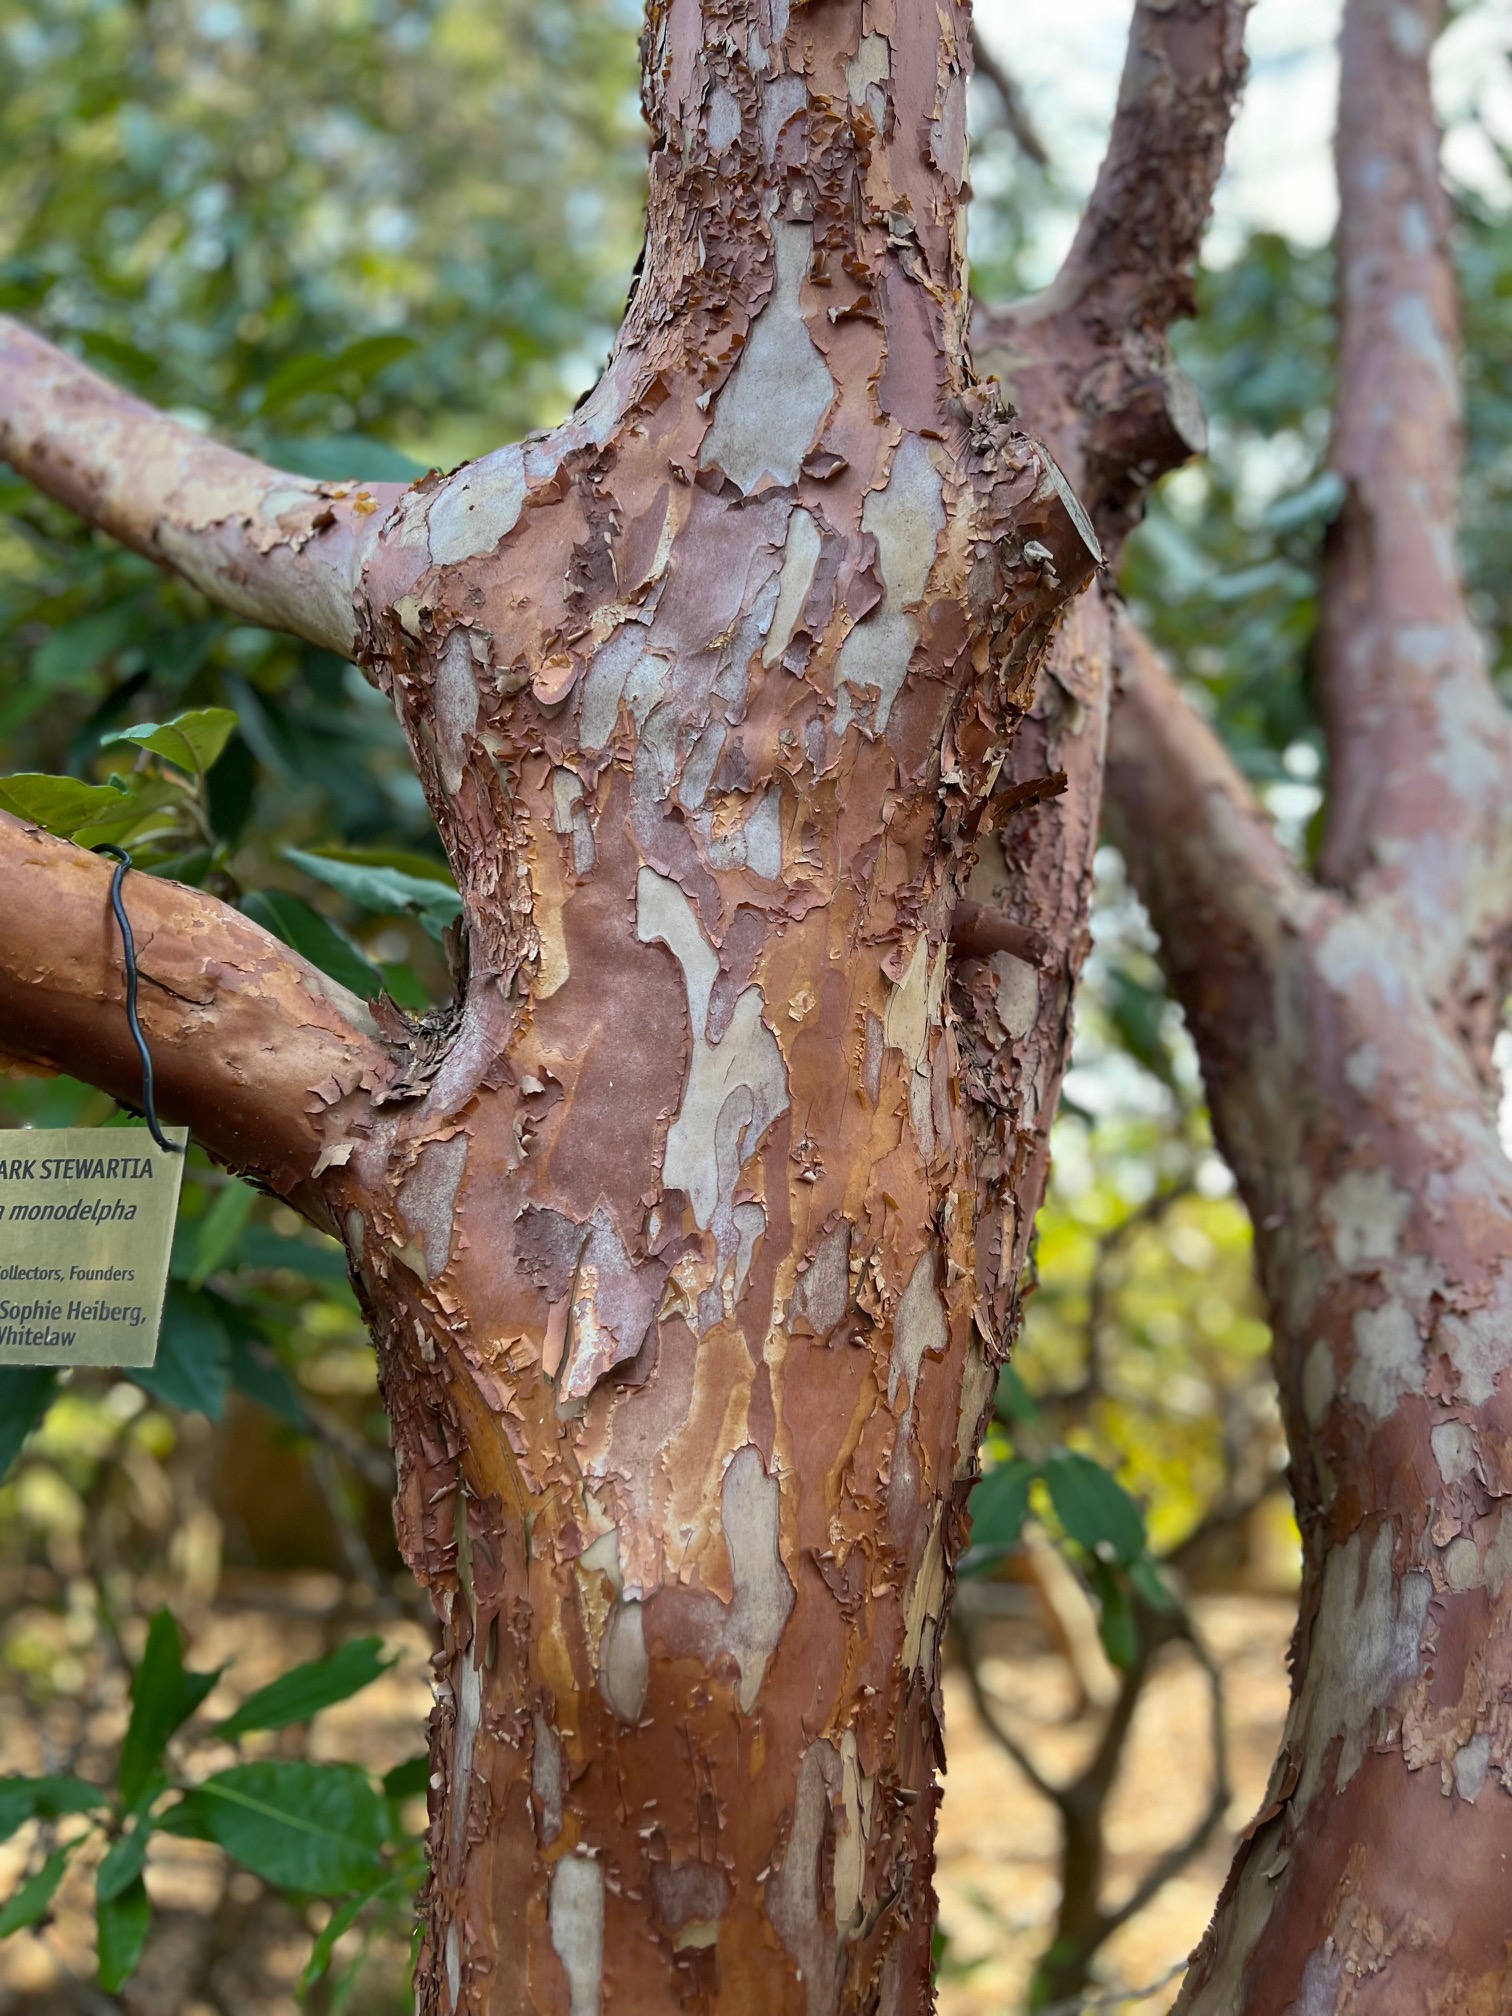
1316,0 -> 1512,1066
0,317 -> 400,656
0,2 -> 1112,2010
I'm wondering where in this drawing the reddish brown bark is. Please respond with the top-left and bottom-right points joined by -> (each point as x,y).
0,2 -> 1115,2010
1101,3 -> 1512,2006
0,318 -> 399,657
0,814 -> 390,1230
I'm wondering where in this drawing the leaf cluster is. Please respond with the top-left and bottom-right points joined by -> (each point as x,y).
0,1611 -> 422,1998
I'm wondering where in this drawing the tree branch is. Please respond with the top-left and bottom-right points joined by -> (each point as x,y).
0,317 -> 404,658
1316,0 -> 1512,1021
1041,0 -> 1251,339
1104,613 -> 1309,1198
0,815 -> 395,1223
971,30 -> 1049,168
974,0 -> 1249,552
1093,1614 -> 1230,1941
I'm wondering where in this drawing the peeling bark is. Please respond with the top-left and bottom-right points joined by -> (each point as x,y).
1090,4 -> 1512,2007
0,2 -> 1110,2009
344,1 -> 1100,2000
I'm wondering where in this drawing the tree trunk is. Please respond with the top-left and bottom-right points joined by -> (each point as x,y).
0,1 -> 1108,2007
1098,4 -> 1512,2004
0,0 -> 1275,2003
342,0 -> 1109,1994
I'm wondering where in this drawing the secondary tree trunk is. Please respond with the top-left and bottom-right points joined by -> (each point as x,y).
1100,1 -> 1512,2003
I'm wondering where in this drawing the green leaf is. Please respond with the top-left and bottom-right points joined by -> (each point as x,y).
0,772 -> 129,839
236,1225 -> 350,1287
118,1612 -> 222,1809
0,1844 -> 74,1939
96,1823 -> 149,1903
164,1764 -> 386,1894
0,1370 -> 60,1481
33,603 -> 144,692
380,1756 -> 430,1803
70,778 -> 192,850
187,1182 -> 258,1290
258,335 -> 417,414
1090,1560 -> 1139,1671
1041,1450 -> 1147,1568
992,1364 -> 1040,1425
102,706 -> 239,777
300,844 -> 456,886
131,1288 -> 232,1420
1129,1554 -> 1178,1613
0,1775 -> 105,1846
264,436 -> 428,485
97,1874 -> 152,1991
285,848 -> 462,941
299,1869 -> 415,1997
227,1332 -> 309,1429
215,1639 -> 393,1740
242,889 -> 382,998
968,1458 -> 1035,1555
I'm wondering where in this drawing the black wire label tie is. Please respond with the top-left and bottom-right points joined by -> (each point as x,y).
0,852 -> 188,1368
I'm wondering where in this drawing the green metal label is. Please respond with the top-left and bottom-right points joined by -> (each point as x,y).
0,1128 -> 188,1368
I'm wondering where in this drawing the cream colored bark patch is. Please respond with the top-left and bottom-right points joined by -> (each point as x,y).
397,1133 -> 468,1281
434,628 -> 479,795
635,869 -> 790,1233
700,221 -> 834,494
598,1596 -> 649,1722
991,952 -> 1039,1041
846,31 -> 889,100
549,1855 -> 605,2016
763,507 -> 822,665
1322,1166 -> 1410,1270
902,1524 -> 947,1672
953,1333 -> 994,1480
1289,1524 -> 1431,1809
559,1208 -> 662,1401
1431,1421 -> 1477,1486
765,1741 -> 842,2016
720,1442 -> 796,1710
427,445 -> 525,567
1301,1338 -> 1336,1428
532,1712 -> 564,1844
1437,1303 -> 1509,1407
834,432 -> 946,732
890,1247 -> 947,1412
581,627 -> 664,751
791,1222 -> 850,1334
1346,1299 -> 1425,1419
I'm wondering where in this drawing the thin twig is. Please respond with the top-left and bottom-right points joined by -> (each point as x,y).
1035,1956 -> 1189,2014
971,32 -> 1050,167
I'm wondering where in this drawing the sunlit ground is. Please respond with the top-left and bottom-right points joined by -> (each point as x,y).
0,1565 -> 1297,2016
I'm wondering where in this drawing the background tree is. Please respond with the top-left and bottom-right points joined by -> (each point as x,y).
1084,0 -> 1512,2004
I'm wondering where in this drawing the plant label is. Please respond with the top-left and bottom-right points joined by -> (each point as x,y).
0,1128 -> 188,1367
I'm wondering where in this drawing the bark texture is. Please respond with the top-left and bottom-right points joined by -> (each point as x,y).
1102,2 -> 1512,2006
0,2 -> 1110,2010
965,0 -> 1251,1387
0,317 -> 398,657
0,814 -> 391,1231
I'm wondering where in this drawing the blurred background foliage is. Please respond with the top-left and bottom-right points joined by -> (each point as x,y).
1,0 -> 1509,2007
